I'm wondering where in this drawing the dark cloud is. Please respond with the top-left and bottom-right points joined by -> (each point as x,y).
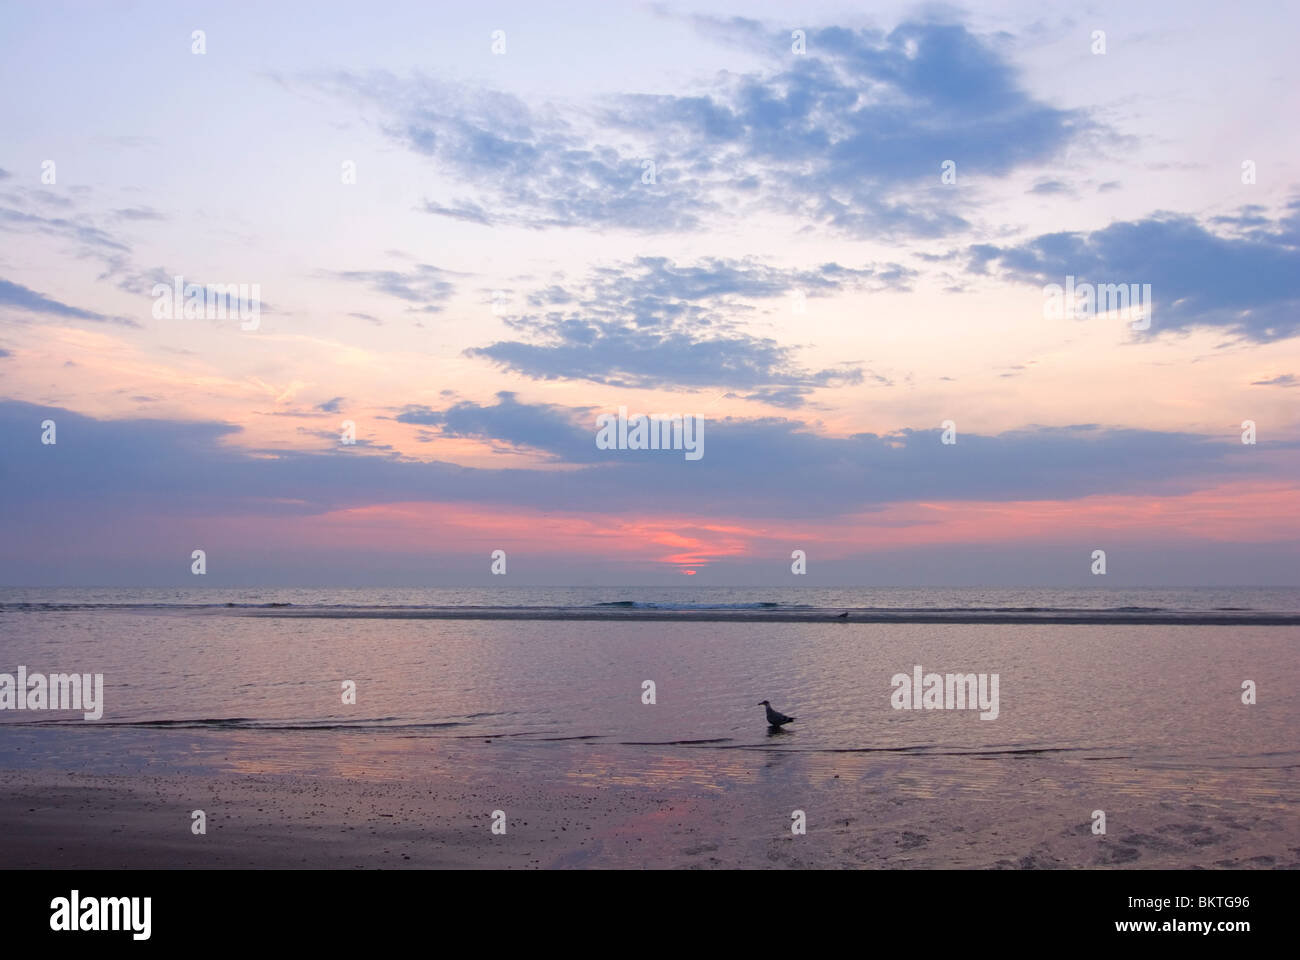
2,400 -> 1287,527
966,200 -> 1300,341
316,397 -> 345,413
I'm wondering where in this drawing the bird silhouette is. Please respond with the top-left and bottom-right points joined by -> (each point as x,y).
835,611 -> 849,619
759,700 -> 795,727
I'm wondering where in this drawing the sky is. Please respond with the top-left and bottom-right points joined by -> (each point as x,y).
1,0 -> 1298,586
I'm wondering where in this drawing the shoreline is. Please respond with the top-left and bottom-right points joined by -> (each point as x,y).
1,735 -> 1294,870
234,607 -> 1300,625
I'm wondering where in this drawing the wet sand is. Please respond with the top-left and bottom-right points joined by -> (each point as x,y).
1,741 -> 1294,869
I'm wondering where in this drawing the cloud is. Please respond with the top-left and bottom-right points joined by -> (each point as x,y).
315,71 -> 713,232
113,206 -> 166,221
25,189 -> 73,209
0,277 -> 136,326
394,391 -> 600,461
2,400 -> 1288,526
1250,374 -> 1297,387
966,200 -> 1300,341
329,264 -> 456,312
468,328 -> 862,403
590,255 -> 913,302
605,19 -> 1088,236
418,200 -> 497,226
311,19 -> 1087,237
466,257 -> 898,402
1029,179 -> 1071,195
0,197 -> 140,282
316,397 -> 345,413
723,387 -> 807,408
118,268 -> 269,323
0,205 -> 131,255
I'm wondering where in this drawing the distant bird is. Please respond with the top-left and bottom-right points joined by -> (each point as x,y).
759,700 -> 795,727
835,611 -> 849,619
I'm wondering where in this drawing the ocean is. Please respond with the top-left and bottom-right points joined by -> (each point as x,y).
2,585 -> 1297,771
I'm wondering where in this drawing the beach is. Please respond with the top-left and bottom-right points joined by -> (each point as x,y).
2,735 -> 1294,869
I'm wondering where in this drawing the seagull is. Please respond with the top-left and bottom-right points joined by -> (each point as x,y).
759,700 -> 795,727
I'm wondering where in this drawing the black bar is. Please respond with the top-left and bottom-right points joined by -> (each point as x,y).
10,868 -> 1283,946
